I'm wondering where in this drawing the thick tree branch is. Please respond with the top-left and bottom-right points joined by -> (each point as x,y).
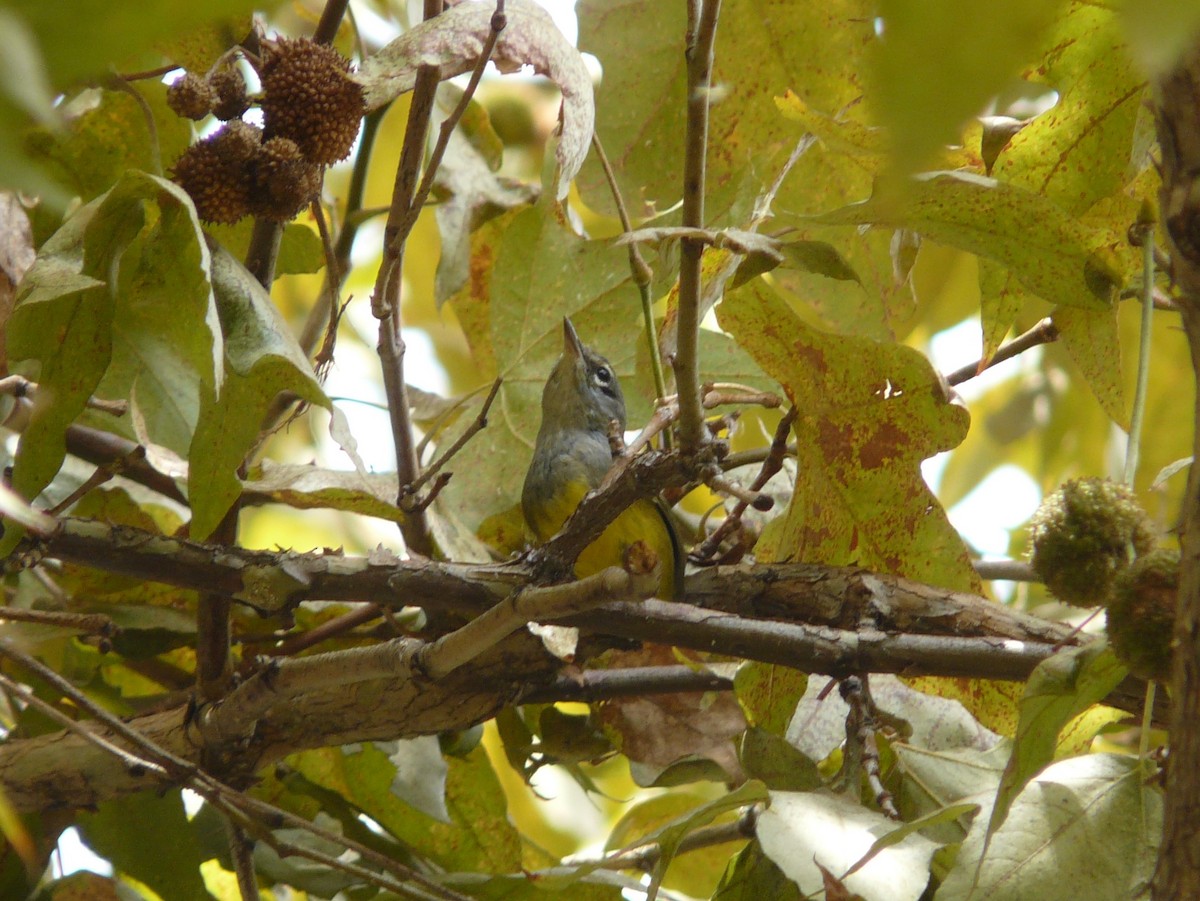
0,513 -> 1163,817
1153,40 -> 1200,901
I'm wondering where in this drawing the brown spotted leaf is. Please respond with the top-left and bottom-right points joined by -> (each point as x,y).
718,280 -> 977,592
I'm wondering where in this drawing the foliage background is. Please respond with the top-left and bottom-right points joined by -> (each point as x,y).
0,0 -> 1196,898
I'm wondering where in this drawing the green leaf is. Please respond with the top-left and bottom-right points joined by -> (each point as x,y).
8,0 -> 269,87
6,171 -> 219,550
843,801 -> 979,878
871,0 -> 1065,174
1055,304 -> 1127,428
207,220 -> 328,277
758,789 -> 940,899
739,728 -> 823,792
985,641 -> 1126,842
27,83 -> 191,204
368,737 -> 450,824
892,741 -> 1010,826
578,0 -> 876,224
977,259 -> 1032,366
630,781 -> 768,900
940,753 -> 1160,901
717,280 -> 976,590
188,244 -> 327,539
92,174 -> 223,454
734,663 -> 807,736
77,789 -> 210,901
813,171 -> 1123,312
995,4 -> 1147,215
243,462 -> 405,523
291,743 -> 521,874
714,840 -> 804,901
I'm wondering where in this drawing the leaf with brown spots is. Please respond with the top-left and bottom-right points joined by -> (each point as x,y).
718,279 -> 977,593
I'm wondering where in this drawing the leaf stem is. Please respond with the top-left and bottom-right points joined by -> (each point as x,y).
674,0 -> 722,453
1124,223 -> 1156,486
591,134 -> 670,409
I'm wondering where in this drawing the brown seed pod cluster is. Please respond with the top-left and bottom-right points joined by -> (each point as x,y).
250,137 -> 323,221
258,37 -> 364,165
170,122 -> 260,224
167,36 -> 362,224
166,73 -> 215,121
209,66 -> 250,121
170,121 -> 320,224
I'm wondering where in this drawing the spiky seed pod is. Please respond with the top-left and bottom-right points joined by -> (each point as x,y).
208,66 -> 251,121
167,72 -> 215,120
249,136 -> 322,221
1106,548 -> 1179,681
170,121 -> 262,224
1028,477 -> 1157,607
258,37 -> 364,165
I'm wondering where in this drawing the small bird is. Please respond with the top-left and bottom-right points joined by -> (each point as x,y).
522,319 -> 682,599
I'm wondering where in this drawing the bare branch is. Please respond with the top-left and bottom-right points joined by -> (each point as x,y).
673,0 -> 722,453
945,317 -> 1059,386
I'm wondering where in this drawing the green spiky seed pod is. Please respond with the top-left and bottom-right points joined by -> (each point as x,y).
1106,548 -> 1178,681
258,37 -> 364,165
166,72 -> 215,120
208,66 -> 250,121
1028,477 -> 1156,607
249,136 -> 322,222
170,121 -> 262,224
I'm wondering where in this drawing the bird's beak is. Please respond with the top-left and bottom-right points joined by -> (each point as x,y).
562,317 -> 584,361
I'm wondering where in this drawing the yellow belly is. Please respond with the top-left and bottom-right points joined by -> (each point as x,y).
527,480 -> 679,600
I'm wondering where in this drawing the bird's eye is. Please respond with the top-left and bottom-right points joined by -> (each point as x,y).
594,366 -> 612,385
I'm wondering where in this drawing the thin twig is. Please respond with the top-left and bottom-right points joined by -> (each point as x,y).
0,606 -> 116,636
839,675 -> 899,819
369,3 -> 445,556
0,375 -> 127,417
44,461 -> 120,517
236,818 -> 465,901
118,64 -> 179,82
225,818 -> 259,901
520,664 -> 733,703
261,603 -> 389,657
945,317 -> 1059,386
693,407 -> 795,563
0,641 -> 199,779
721,441 -> 797,470
702,386 -> 782,409
581,806 -> 758,872
313,0 -> 352,42
368,2 -> 504,552
403,378 -> 502,506
390,1 -> 509,249
64,424 -> 186,503
704,472 -> 772,511
0,670 -> 169,780
310,197 -> 342,379
973,558 -> 1038,582
1125,217 -> 1157,485
592,133 -> 669,408
673,0 -> 723,452
298,108 -> 385,358
224,795 -> 473,901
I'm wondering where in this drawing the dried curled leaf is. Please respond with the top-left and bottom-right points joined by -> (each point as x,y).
356,0 -> 593,199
